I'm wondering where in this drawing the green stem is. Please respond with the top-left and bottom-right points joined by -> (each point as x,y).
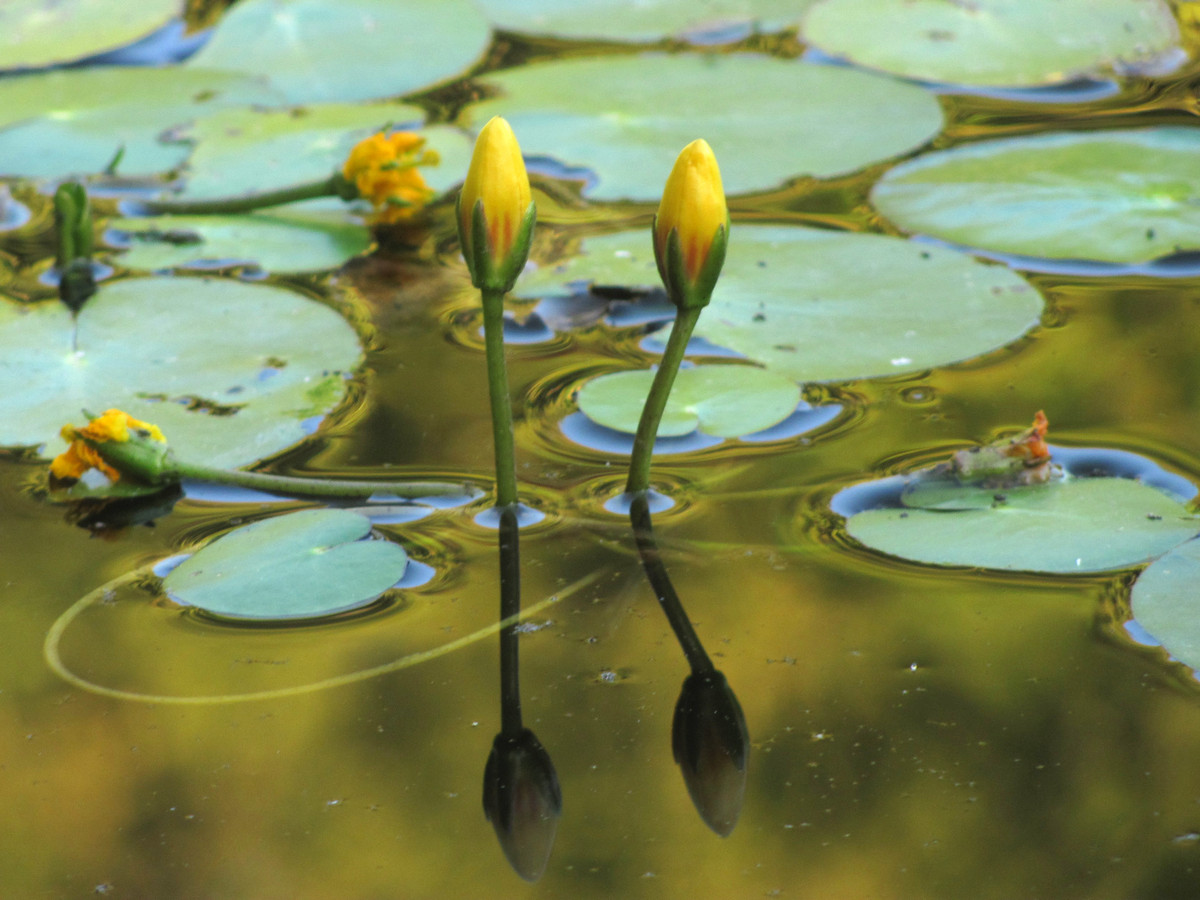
140,175 -> 347,216
172,459 -> 475,500
497,503 -> 524,735
481,287 -> 519,507
625,306 -> 702,495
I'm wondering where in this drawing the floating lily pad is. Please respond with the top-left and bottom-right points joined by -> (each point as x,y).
1130,537 -> 1200,670
163,509 -> 408,620
175,107 -> 473,200
802,0 -> 1181,88
474,0 -> 813,41
0,277 -> 362,468
578,364 -> 800,438
111,210 -> 371,274
0,66 -> 281,178
187,0 -> 491,105
515,227 -> 1041,382
843,477 -> 1197,574
471,54 -> 944,200
872,128 -> 1200,265
0,0 -> 180,71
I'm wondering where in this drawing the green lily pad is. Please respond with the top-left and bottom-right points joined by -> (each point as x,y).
802,0 -> 1181,88
187,0 -> 491,105
578,364 -> 800,438
175,106 -> 473,201
515,227 -> 1041,382
0,0 -> 180,71
163,509 -> 408,620
474,0 -> 814,41
0,66 -> 281,178
111,209 -> 371,274
1130,538 -> 1200,670
871,128 -> 1200,265
844,477 -> 1197,574
0,277 -> 362,468
471,54 -> 944,200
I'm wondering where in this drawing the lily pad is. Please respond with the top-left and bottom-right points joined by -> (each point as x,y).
163,509 -> 407,620
515,227 -> 1041,382
0,277 -> 362,468
111,209 -> 371,274
187,0 -> 491,105
577,364 -> 800,438
474,0 -> 813,41
871,128 -> 1200,265
0,0 -> 180,71
843,477 -> 1197,574
1130,538 -> 1200,671
0,66 -> 282,178
802,0 -> 1181,88
471,54 -> 944,200
175,107 -> 473,201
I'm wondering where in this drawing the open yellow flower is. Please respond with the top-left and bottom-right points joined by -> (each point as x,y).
342,131 -> 439,225
653,139 -> 729,310
50,409 -> 168,483
457,116 -> 535,293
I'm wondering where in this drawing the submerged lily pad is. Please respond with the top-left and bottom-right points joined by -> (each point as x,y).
802,0 -> 1181,88
164,509 -> 407,620
0,0 -> 180,71
175,107 -> 473,201
111,210 -> 371,274
1130,538 -> 1200,671
475,0 -> 813,41
187,0 -> 491,105
0,277 -> 361,468
516,227 -> 1041,382
872,128 -> 1200,265
578,364 -> 800,438
843,477 -> 1197,574
471,54 -> 944,200
0,66 -> 281,178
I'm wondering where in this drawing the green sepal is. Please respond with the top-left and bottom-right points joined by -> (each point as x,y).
92,433 -> 179,486
54,182 -> 92,269
658,217 -> 729,311
461,198 -> 536,294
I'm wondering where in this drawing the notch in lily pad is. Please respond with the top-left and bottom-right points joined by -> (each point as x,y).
163,508 -> 409,621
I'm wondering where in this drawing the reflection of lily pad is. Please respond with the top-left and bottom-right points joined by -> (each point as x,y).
802,0 -> 1181,88
474,0 -> 813,41
176,107 -> 473,200
111,210 -> 371,274
1131,538 -> 1200,671
516,227 -> 1041,382
0,0 -> 179,70
843,477 -> 1197,574
471,54 -> 944,200
187,0 -> 491,105
578,365 -> 800,438
164,509 -> 408,620
0,277 -> 362,468
872,128 -> 1200,265
0,66 -> 281,178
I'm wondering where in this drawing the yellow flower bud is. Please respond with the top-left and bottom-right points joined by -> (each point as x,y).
653,139 -> 729,310
458,117 -> 535,292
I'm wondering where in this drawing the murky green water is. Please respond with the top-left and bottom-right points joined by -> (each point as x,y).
6,7 -> 1200,899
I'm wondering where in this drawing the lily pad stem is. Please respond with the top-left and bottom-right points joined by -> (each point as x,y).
625,306 -> 702,495
481,287 -> 519,507
172,459 -> 475,500
140,174 -> 355,216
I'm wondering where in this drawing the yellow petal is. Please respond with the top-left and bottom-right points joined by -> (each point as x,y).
654,139 -> 727,283
460,116 -> 532,264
